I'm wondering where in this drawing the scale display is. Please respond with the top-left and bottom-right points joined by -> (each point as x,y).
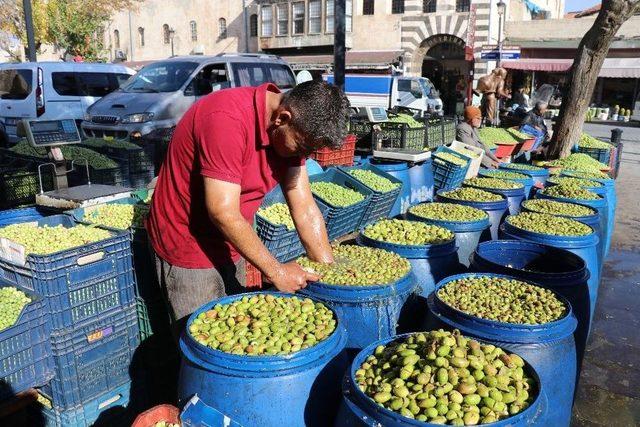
365,107 -> 389,123
23,119 -> 81,147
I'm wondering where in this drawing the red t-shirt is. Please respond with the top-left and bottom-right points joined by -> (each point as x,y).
147,83 -> 303,269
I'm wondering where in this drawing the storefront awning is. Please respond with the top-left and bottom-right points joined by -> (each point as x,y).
502,57 -> 640,78
279,50 -> 403,71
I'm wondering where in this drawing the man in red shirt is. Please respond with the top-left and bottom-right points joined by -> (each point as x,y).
147,81 -> 350,332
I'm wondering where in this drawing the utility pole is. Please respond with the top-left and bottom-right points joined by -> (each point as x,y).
23,0 -> 37,61
242,0 -> 249,52
334,0 -> 346,91
128,10 -> 134,61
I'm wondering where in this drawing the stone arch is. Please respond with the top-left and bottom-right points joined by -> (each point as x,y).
409,34 -> 466,77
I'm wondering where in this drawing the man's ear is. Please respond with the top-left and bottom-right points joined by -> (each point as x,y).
273,108 -> 292,126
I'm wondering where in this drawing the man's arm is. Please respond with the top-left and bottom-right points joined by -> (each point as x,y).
203,177 -> 319,292
281,165 -> 334,264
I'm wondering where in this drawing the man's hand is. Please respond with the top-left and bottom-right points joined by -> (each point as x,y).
266,261 -> 320,293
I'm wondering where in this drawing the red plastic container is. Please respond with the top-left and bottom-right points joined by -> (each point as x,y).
495,142 -> 518,158
246,262 -> 262,288
132,404 -> 180,427
309,134 -> 356,167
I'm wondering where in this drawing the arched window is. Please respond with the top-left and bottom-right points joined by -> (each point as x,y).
163,24 -> 170,44
423,0 -> 437,13
113,29 -> 120,49
219,18 -> 227,39
250,14 -> 258,37
190,20 -> 197,41
138,27 -> 145,47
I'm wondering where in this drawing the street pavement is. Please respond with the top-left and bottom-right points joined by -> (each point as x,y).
571,122 -> 640,426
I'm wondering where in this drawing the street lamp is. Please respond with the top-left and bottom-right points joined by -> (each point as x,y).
169,27 -> 176,57
496,0 -> 505,69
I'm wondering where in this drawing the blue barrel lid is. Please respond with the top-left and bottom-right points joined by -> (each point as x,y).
356,230 -> 457,260
180,291 -> 347,376
436,189 -> 509,211
430,272 -> 578,343
470,240 -> 590,287
344,332 -> 545,426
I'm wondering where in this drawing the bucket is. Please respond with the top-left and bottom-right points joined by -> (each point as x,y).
300,272 -> 415,351
408,160 -> 434,205
469,240 -> 591,373
406,210 -> 491,267
426,273 -> 578,427
337,332 -> 547,427
436,189 -> 508,241
500,221 -> 600,337
463,182 -> 526,216
479,169 -> 535,199
178,292 -> 348,427
535,191 -> 607,272
370,160 -> 411,216
498,164 -> 549,188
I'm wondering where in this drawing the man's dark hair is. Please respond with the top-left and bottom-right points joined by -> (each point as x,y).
281,80 -> 351,150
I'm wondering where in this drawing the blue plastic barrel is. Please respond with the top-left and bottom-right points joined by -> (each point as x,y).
535,191 -> 607,272
408,159 -> 434,205
178,292 -> 348,427
370,160 -> 411,216
500,221 -> 600,337
469,240 -> 591,373
300,272 -> 415,351
436,189 -> 508,241
479,169 -> 535,199
427,273 -> 578,427
337,333 -> 547,427
463,182 -> 526,216
498,163 -> 549,187
406,210 -> 491,267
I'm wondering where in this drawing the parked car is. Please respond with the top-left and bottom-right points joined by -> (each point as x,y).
81,53 -> 296,140
323,74 -> 443,116
0,62 -> 134,145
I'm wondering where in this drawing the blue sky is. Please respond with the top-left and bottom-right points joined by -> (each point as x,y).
564,0 -> 599,13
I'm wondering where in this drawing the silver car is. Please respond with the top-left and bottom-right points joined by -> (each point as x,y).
82,53 -> 296,140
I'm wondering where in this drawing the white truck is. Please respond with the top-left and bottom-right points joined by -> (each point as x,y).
323,74 -> 443,116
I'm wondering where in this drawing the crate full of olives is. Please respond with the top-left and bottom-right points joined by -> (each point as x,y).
353,329 -> 539,424
432,147 -> 471,191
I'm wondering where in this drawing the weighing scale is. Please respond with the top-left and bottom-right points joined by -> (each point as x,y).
17,119 -> 132,210
365,107 -> 432,163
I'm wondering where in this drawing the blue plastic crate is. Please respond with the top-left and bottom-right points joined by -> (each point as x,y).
0,215 -> 136,332
42,303 -> 139,409
309,168 -> 373,240
577,146 -> 611,165
0,206 -> 55,227
0,283 -> 53,400
337,164 -> 402,228
432,147 -> 470,190
34,380 -> 131,427
520,125 -> 545,149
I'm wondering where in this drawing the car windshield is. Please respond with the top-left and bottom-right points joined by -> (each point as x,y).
121,61 -> 198,93
419,78 -> 438,100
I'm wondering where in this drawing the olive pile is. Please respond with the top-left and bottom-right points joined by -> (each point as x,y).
441,188 -> 504,203
409,203 -> 488,222
433,152 -> 468,167
363,219 -> 454,246
11,141 -> 118,170
257,203 -> 295,230
481,170 -> 528,180
189,294 -> 336,355
296,245 -> 410,286
545,153 -> 608,173
507,129 -> 534,140
579,133 -> 611,149
349,169 -> 400,193
0,223 -> 112,255
82,138 -> 141,150
438,276 -> 567,324
522,199 -> 595,217
501,163 -> 544,172
547,176 -> 603,188
0,287 -> 31,331
356,329 -> 537,424
562,170 -> 610,180
464,177 -> 523,190
311,182 -> 365,207
388,113 -> 424,129
83,203 -> 147,230
451,147 -> 480,159
478,128 -> 521,146
541,184 -> 601,201
506,212 -> 592,236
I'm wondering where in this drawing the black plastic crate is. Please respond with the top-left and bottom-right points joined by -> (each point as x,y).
0,158 -> 54,209
377,122 -> 426,151
349,118 -> 375,153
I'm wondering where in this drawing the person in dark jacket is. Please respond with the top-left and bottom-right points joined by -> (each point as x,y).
456,106 -> 501,168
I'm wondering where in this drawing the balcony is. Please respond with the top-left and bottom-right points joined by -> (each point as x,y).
260,33 -> 352,50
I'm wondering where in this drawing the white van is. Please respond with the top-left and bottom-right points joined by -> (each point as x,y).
0,62 -> 135,145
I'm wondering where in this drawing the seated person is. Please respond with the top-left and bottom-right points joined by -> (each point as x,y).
456,106 -> 501,168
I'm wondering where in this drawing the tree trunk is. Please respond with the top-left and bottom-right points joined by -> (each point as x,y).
547,0 -> 640,159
